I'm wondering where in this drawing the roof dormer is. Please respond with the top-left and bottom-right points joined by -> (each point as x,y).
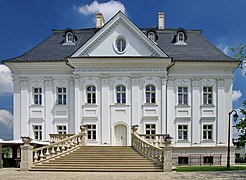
63,29 -> 76,45
174,28 -> 187,45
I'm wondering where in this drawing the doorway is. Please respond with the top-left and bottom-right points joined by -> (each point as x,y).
114,124 -> 127,146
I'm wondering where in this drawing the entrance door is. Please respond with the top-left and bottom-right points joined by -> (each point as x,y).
115,124 -> 127,146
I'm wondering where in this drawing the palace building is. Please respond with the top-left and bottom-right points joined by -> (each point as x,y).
3,11 -> 238,165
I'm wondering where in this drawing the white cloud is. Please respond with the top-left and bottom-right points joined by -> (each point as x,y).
0,109 -> 13,128
232,90 -> 242,102
76,0 -> 126,22
217,43 -> 230,55
0,64 -> 13,94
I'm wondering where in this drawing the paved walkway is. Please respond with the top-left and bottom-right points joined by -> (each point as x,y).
0,168 -> 246,180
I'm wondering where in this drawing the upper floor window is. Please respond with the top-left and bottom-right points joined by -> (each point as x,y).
148,32 -> 155,42
177,32 -> 185,42
33,88 -> 42,105
66,32 -> 73,43
57,87 -> 66,105
33,125 -> 42,140
116,38 -> 126,53
116,85 -> 126,104
87,85 -> 96,104
203,87 -> 213,105
178,87 -> 188,105
146,84 -> 156,103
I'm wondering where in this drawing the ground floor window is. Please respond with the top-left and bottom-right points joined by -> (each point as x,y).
178,125 -> 188,140
178,157 -> 189,165
203,125 -> 213,140
33,125 -> 42,140
204,156 -> 213,164
87,124 -> 96,140
145,124 -> 156,139
57,125 -> 67,134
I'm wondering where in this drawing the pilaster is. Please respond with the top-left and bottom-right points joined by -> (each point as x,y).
20,79 -> 29,137
161,77 -> 167,134
13,77 -> 21,139
74,75 -> 80,133
131,77 -> 140,126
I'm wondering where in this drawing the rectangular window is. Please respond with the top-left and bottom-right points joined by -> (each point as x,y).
178,125 -> 188,140
33,88 -> 42,105
57,87 -> 66,105
145,124 -> 156,139
87,124 -> 96,140
57,125 -> 66,134
203,87 -> 213,104
203,125 -> 213,140
178,157 -> 189,165
33,125 -> 42,140
178,87 -> 188,105
204,156 -> 213,164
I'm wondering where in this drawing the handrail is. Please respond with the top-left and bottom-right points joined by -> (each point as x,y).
49,134 -> 75,143
138,134 -> 170,147
33,132 -> 86,164
132,132 -> 163,165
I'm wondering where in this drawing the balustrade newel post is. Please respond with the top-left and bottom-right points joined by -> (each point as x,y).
162,135 -> 173,172
80,125 -> 88,146
20,137 -> 33,171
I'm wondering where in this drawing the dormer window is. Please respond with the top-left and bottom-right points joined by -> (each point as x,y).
63,31 -> 76,45
177,32 -> 185,42
114,36 -> 127,54
148,32 -> 155,42
175,30 -> 187,45
66,32 -> 73,43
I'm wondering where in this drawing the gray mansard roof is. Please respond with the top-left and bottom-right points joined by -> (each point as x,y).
3,27 -> 234,63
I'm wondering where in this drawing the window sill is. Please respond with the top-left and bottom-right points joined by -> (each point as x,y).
176,140 -> 190,143
201,140 -> 214,143
200,104 -> 215,108
111,104 -> 130,107
83,104 -> 98,108
176,104 -> 190,108
142,103 -> 158,107
30,105 -> 44,108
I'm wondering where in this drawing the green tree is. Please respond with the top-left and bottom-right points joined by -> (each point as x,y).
234,100 -> 246,147
231,44 -> 246,72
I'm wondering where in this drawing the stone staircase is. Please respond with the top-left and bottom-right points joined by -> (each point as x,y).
30,146 -> 163,172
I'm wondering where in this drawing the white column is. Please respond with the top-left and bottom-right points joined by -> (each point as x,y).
68,77 -> 75,134
44,78 -> 53,140
13,77 -> 21,139
191,79 -> 200,144
131,77 -> 140,126
217,79 -> 226,144
161,77 -> 167,134
74,76 -> 80,134
20,80 -> 29,137
101,77 -> 110,145
166,79 -> 175,139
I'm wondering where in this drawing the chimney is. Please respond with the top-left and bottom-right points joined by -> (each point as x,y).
158,12 -> 165,29
96,12 -> 105,28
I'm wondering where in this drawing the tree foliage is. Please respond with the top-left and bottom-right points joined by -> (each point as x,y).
234,100 -> 246,147
231,44 -> 246,71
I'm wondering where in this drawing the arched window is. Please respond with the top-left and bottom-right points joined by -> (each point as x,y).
66,32 -> 73,43
87,85 -> 96,104
177,32 -> 185,42
148,32 -> 155,42
116,38 -> 126,52
146,84 -> 156,103
116,85 -> 126,103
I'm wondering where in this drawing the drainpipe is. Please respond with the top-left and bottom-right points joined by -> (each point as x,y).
165,59 -> 175,134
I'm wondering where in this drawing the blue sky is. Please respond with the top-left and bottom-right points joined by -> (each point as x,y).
0,0 -> 245,140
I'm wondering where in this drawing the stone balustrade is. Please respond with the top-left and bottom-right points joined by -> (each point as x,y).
131,125 -> 173,172
49,134 -> 75,143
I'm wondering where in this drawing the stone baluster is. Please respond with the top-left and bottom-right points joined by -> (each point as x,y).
20,137 -> 33,171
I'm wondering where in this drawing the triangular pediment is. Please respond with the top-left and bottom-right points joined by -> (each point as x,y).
72,11 -> 168,57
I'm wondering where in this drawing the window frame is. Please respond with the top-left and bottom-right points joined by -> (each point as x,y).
33,125 -> 42,140
203,124 -> 213,140
66,32 -> 73,43
178,86 -> 188,105
178,125 -> 188,140
87,124 -> 96,140
145,84 -> 156,104
177,32 -> 185,42
57,125 -> 67,134
86,85 -> 96,104
203,86 -> 213,105
116,85 -> 126,104
33,87 -> 42,105
148,32 -> 155,42
145,124 -> 156,139
57,87 -> 67,105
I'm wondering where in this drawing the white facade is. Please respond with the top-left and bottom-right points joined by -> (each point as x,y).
5,12 -> 238,165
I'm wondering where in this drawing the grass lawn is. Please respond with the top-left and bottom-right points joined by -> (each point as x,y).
175,166 -> 246,172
